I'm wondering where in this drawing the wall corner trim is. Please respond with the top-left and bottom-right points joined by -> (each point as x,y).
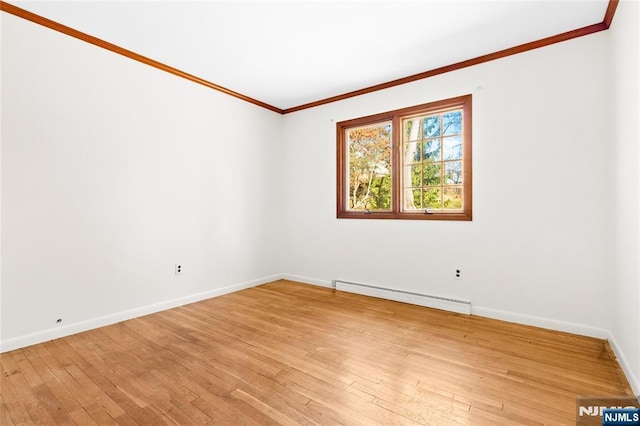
279,273 -> 334,288
608,330 -> 640,396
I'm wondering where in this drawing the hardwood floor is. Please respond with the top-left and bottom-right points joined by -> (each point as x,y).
1,280 -> 635,425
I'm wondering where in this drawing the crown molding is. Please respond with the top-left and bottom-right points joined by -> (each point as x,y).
0,1 -> 284,114
282,20 -> 609,114
1,0 -> 618,115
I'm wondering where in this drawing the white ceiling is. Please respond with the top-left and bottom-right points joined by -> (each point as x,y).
11,0 -> 609,110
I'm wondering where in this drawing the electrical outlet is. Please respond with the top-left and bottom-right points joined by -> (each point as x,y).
455,269 -> 462,280
175,264 -> 183,275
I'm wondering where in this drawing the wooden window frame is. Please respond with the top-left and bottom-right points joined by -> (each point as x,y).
337,95 -> 472,221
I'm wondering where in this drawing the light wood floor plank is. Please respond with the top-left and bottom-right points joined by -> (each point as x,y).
1,280 -> 635,425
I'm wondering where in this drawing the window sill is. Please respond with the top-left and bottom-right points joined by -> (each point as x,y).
337,211 -> 472,221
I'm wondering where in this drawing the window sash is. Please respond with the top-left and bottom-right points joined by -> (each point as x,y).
344,121 -> 393,212
400,108 -> 465,213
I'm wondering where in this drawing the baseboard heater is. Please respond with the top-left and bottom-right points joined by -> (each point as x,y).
333,280 -> 471,315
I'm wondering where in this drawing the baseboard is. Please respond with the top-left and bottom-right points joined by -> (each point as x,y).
472,305 -> 608,339
279,273 -> 333,288
4,271 -> 629,393
608,331 -> 640,396
0,274 -> 280,353
283,274 -> 610,339
284,275 -> 638,396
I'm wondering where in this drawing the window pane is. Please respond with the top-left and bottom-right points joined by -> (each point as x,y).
423,139 -> 441,161
404,165 -> 422,187
443,186 -> 463,209
404,188 -> 422,210
444,161 -> 463,184
443,135 -> 463,160
403,110 -> 463,211
423,188 -> 442,209
368,174 -> 392,210
404,141 -> 421,164
443,111 -> 462,135
347,122 -> 392,210
404,118 -> 422,142
423,163 -> 441,186
423,115 -> 440,138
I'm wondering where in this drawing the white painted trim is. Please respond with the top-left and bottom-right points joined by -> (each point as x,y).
285,274 -> 639,396
608,331 -> 640,396
279,273 -> 333,288
6,271 -> 634,398
283,274 -> 611,339
0,274 -> 280,353
471,305 -> 608,339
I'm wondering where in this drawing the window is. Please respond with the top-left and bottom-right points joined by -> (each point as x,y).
337,95 -> 472,220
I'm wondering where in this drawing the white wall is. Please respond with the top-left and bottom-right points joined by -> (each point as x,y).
1,14 -> 283,350
610,0 -> 640,394
282,32 -> 612,337
1,4 -> 638,394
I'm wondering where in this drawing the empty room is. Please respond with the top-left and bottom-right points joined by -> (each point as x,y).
1,0 -> 639,424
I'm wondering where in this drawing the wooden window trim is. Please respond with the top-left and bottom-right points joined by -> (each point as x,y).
337,95 -> 472,221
